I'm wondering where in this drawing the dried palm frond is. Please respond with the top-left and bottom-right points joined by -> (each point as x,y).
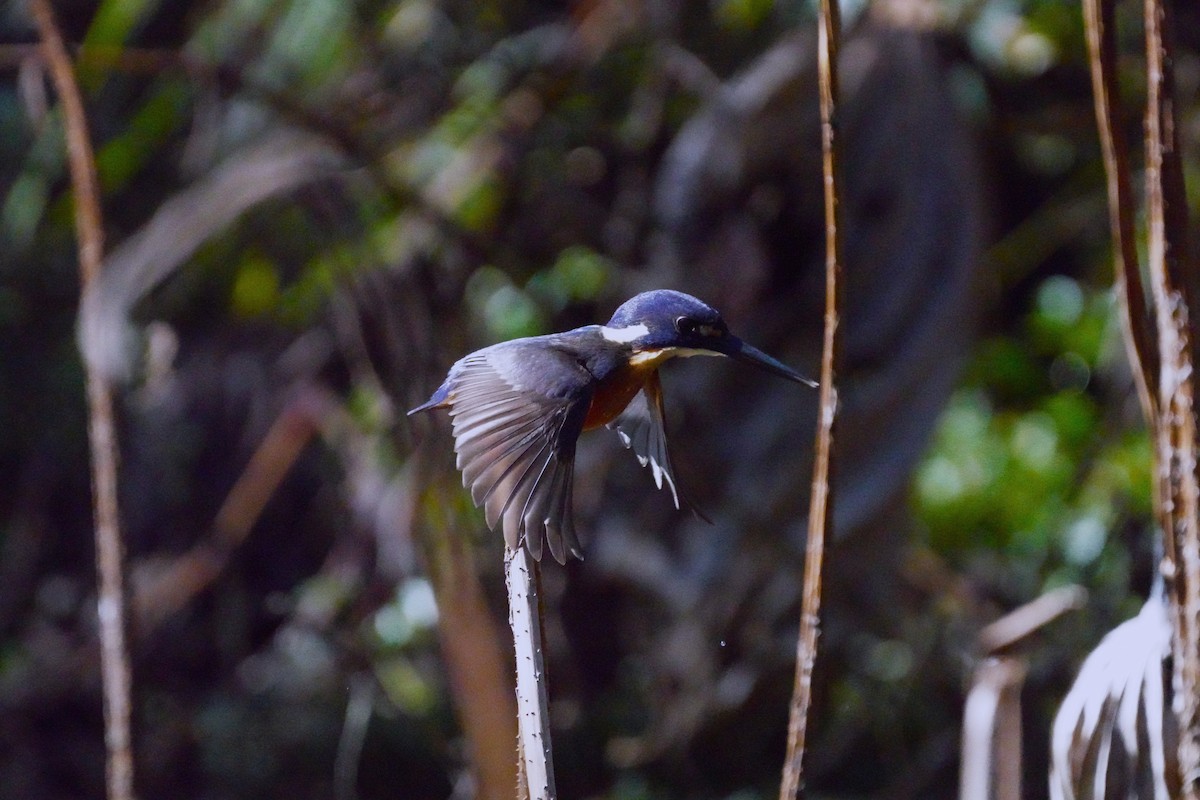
1049,597 -> 1177,800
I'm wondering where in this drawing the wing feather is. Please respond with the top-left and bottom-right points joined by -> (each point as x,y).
515,444 -> 559,561
438,341 -> 593,562
455,413 -> 541,469
471,427 -> 546,513
496,435 -> 556,551
561,461 -> 582,559
456,408 -> 544,465
608,373 -> 683,507
531,456 -> 568,564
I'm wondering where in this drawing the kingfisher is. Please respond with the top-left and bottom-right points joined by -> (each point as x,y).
409,289 -> 815,564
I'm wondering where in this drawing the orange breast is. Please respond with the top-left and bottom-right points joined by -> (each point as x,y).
583,363 -> 652,430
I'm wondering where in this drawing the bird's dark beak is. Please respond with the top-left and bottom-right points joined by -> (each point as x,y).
724,336 -> 818,387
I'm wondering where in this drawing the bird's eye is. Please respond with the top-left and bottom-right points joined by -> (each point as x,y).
676,317 -> 698,335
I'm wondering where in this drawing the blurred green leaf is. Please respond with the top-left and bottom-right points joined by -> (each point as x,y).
83,0 -> 162,47
96,82 -> 189,193
374,656 -> 437,716
372,579 -> 438,650
454,173 -> 504,232
527,244 -> 613,311
968,338 -> 1043,400
231,253 -> 281,316
713,0 -> 773,32
466,265 -> 547,340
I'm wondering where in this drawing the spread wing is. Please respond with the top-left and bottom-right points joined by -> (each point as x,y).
608,373 -> 708,521
441,341 -> 593,563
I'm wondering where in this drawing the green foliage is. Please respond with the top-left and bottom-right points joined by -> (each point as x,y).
231,252 -> 282,316
531,245 -> 613,310
369,579 -> 441,715
95,82 -> 190,192
915,275 -> 1151,599
83,0 -> 160,49
713,0 -> 774,33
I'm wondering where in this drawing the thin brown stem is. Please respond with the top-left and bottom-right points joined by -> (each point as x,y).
28,2 -> 136,799
779,0 -> 842,796
1082,0 -> 1159,426
1083,0 -> 1200,793
1144,0 -> 1200,791
1144,0 -> 1195,314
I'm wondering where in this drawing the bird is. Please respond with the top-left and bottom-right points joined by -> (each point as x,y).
409,289 -> 816,564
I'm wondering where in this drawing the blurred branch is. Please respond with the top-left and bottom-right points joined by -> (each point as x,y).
1,42 -> 492,261
0,44 -> 372,163
1143,0 -> 1200,791
780,0 -> 843,796
334,673 -> 376,800
959,657 -> 1027,800
132,390 -> 324,631
421,479 -> 520,800
652,41 -> 721,97
28,2 -> 136,799
985,189 -> 1104,288
78,131 -> 343,381
962,587 -> 1085,800
978,585 -> 1087,655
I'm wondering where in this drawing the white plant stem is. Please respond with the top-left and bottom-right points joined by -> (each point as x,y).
505,546 -> 556,800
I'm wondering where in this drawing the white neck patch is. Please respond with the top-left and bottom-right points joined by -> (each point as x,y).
600,323 -> 650,343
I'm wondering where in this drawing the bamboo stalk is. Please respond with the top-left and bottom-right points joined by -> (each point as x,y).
779,0 -> 842,795
27,2 -> 136,799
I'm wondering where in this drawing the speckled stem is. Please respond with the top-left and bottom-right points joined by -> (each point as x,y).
506,546 -> 556,800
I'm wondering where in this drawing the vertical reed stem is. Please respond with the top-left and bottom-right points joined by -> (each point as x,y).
506,547 -> 556,800
779,1 -> 843,796
29,2 -> 136,798
1144,0 -> 1200,790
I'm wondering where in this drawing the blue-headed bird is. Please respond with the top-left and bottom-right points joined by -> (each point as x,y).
409,289 -> 815,564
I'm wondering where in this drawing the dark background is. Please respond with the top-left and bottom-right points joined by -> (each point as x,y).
1,0 -> 1197,797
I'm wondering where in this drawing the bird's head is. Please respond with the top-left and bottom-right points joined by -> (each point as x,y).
602,289 -> 816,386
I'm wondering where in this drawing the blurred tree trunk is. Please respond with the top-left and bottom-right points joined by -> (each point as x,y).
422,477 -> 520,800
